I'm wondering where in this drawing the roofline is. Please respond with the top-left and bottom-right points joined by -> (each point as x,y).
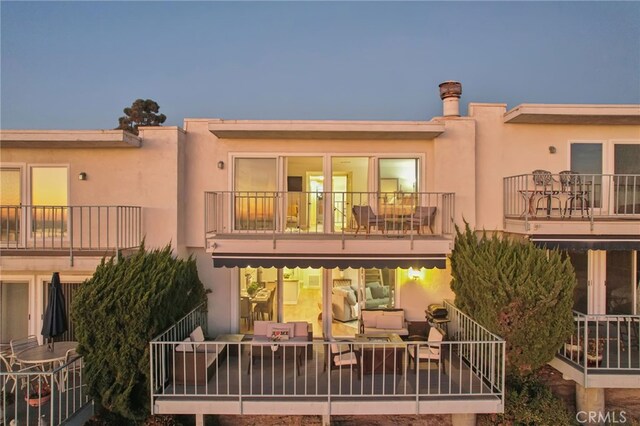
504,103 -> 640,125
0,129 -> 142,148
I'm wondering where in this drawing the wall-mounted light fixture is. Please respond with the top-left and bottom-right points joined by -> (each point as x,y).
548,146 -> 557,154
408,267 -> 421,281
217,161 -> 225,170
78,172 -> 87,181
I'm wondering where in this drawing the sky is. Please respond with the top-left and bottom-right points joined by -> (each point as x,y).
1,1 -> 639,130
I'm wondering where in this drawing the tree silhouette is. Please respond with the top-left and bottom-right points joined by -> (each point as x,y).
116,99 -> 167,135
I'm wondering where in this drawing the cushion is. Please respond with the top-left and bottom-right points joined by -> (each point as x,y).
291,321 -> 308,337
376,314 -> 403,330
345,291 -> 357,306
428,327 -> 444,342
175,338 -> 193,352
253,321 -> 274,336
365,287 -> 373,300
266,322 -> 294,340
350,284 -> 359,294
383,310 -> 404,322
367,281 -> 381,289
370,286 -> 385,299
361,310 -> 377,328
190,326 -> 205,343
382,286 -> 390,297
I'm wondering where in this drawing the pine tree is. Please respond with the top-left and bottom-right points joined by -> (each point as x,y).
116,99 -> 167,135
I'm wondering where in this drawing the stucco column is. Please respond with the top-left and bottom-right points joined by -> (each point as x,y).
576,384 -> 605,425
451,413 -> 476,426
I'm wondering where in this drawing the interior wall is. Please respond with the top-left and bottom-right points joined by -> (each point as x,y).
397,263 -> 454,321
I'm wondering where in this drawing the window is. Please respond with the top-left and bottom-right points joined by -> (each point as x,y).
233,158 -> 277,230
613,143 -> 640,214
0,168 -> 22,244
30,166 -> 68,239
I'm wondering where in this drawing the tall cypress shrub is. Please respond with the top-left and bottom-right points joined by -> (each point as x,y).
450,224 -> 575,377
71,244 -> 206,420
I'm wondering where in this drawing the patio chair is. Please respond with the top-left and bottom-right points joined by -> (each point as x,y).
532,169 -> 562,217
352,205 -> 386,235
56,348 -> 82,392
0,350 -> 41,393
558,170 -> 589,218
403,206 -> 437,234
324,340 -> 360,375
10,335 -> 39,367
408,326 -> 445,374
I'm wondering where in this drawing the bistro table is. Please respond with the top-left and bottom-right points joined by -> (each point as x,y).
16,341 -> 78,368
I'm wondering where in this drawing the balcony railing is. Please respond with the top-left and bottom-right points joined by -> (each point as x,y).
149,301 -> 504,416
558,311 -> 640,376
1,354 -> 90,425
205,191 -> 455,238
0,205 -> 142,261
504,173 -> 640,226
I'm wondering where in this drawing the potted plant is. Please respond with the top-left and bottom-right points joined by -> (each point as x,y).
25,381 -> 51,407
246,282 -> 260,297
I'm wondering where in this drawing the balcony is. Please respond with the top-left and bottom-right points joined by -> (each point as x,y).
0,353 -> 91,425
0,205 -> 142,264
550,312 -> 640,388
503,174 -> 640,235
150,301 -> 504,416
204,191 -> 455,267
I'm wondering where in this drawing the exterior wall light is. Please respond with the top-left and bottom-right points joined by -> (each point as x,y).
217,161 -> 225,170
408,267 -> 421,280
548,146 -> 557,154
78,172 -> 87,181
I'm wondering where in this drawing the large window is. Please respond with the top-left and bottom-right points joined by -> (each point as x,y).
233,158 -> 277,230
0,281 -> 29,344
0,168 -> 22,244
606,251 -> 635,315
30,166 -> 68,239
570,143 -> 602,208
613,143 -> 640,214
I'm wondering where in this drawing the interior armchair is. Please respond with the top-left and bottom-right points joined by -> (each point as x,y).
352,205 -> 386,235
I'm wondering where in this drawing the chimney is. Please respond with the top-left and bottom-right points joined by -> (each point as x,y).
439,81 -> 462,117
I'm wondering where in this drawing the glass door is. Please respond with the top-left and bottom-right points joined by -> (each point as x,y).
568,251 -> 589,314
570,142 -> 603,209
612,143 -> 640,215
282,267 -> 322,338
606,251 -> 636,315
0,281 -> 29,344
233,158 -> 277,230
0,168 -> 22,246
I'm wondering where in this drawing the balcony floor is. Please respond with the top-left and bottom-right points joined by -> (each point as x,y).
155,345 -> 500,411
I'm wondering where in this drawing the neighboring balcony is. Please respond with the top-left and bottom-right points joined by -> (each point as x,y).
204,191 -> 455,264
550,312 -> 640,388
0,205 -> 142,264
503,174 -> 640,235
150,301 -> 505,416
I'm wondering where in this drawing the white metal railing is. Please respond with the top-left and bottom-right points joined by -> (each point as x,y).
503,174 -> 640,227
558,311 -> 640,376
1,355 -> 89,425
205,191 -> 455,237
444,300 -> 505,402
0,205 -> 142,259
149,305 -> 504,415
150,302 -> 208,398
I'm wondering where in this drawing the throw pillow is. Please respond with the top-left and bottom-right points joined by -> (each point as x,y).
381,286 -> 390,297
175,338 -> 193,352
270,326 -> 290,341
365,287 -> 373,300
367,281 -> 381,289
346,290 -> 357,306
376,314 -> 402,330
190,326 -> 205,342
370,286 -> 385,299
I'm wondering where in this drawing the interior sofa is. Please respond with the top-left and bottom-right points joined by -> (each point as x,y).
359,308 -> 409,337
364,281 -> 391,308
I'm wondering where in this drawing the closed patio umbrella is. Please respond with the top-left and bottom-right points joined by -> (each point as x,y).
41,272 -> 68,351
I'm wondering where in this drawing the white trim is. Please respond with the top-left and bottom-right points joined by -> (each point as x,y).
0,274 -> 33,342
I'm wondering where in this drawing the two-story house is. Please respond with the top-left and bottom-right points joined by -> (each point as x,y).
1,82 -> 638,425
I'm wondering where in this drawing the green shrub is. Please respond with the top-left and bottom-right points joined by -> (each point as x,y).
450,223 -> 575,377
479,375 -> 575,426
72,244 -> 206,420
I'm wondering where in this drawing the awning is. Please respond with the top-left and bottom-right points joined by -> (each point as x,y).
212,253 -> 447,269
530,235 -> 640,251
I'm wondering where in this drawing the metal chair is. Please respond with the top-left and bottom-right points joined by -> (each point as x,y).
324,340 -> 360,376
352,205 -> 386,235
0,350 -> 41,393
559,170 -> 589,217
532,169 -> 561,217
56,348 -> 81,392
10,335 -> 39,367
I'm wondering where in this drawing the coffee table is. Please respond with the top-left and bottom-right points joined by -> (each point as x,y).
355,333 -> 405,375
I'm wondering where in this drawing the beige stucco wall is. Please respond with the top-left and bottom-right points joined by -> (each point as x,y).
397,262 -> 455,321
470,103 -> 640,231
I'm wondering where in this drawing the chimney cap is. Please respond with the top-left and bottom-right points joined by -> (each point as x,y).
439,81 -> 462,100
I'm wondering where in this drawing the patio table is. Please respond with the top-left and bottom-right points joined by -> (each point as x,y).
16,341 -> 78,368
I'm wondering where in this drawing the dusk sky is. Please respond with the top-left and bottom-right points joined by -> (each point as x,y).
1,1 -> 639,130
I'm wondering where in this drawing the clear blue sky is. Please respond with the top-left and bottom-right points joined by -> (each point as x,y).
1,1 -> 639,129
